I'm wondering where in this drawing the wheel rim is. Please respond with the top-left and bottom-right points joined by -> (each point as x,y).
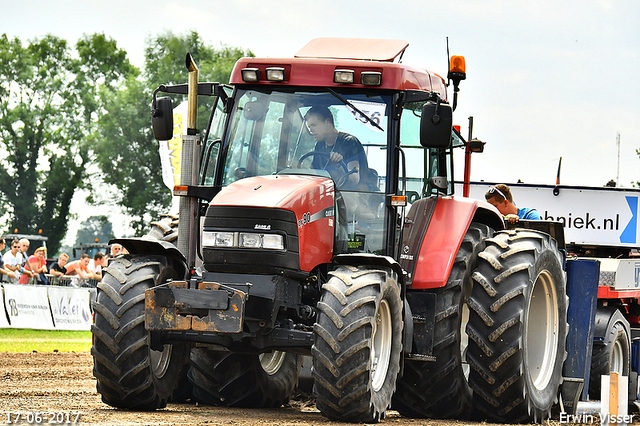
611,338 -> 625,374
150,344 -> 172,379
461,303 -> 470,379
371,299 -> 392,392
259,351 -> 286,376
525,270 -> 559,391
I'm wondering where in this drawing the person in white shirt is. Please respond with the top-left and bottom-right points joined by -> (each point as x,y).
0,238 -> 18,282
2,239 -> 23,284
87,252 -> 105,279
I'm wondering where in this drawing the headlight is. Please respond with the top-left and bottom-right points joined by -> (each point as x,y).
239,232 -> 262,248
262,234 -> 284,250
239,232 -> 284,250
203,231 -> 284,250
202,231 -> 235,248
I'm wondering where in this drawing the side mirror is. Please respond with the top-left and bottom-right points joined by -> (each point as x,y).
152,97 -> 174,141
419,101 -> 452,148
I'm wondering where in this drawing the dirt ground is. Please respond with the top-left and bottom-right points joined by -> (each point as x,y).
0,351 -> 596,426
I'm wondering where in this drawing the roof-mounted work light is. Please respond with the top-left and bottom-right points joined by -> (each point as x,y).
334,69 -> 355,84
266,67 -> 286,81
241,68 -> 260,82
361,71 -> 382,86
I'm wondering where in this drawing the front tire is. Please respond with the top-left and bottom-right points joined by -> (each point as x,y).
312,265 -> 403,423
188,349 -> 300,407
466,229 -> 568,423
92,255 -> 190,409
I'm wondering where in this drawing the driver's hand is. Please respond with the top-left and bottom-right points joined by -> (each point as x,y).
329,152 -> 343,163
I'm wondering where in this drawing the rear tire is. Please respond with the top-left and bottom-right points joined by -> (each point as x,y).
393,223 -> 492,419
466,229 -> 567,423
92,255 -> 190,409
312,265 -> 403,422
146,215 -> 178,243
188,349 -> 300,407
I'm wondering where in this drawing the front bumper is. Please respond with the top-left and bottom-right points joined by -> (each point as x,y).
145,281 -> 246,333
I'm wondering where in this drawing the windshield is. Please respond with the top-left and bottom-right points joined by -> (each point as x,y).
222,88 -> 391,254
222,88 -> 390,190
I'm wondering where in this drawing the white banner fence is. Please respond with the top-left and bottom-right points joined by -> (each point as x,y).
1,284 -> 94,331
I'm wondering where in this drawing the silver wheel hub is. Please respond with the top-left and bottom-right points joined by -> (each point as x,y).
150,345 -> 172,379
525,270 -> 560,391
371,299 -> 392,392
259,351 -> 286,376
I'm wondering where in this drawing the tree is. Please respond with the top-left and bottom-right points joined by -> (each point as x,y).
0,33 -> 135,255
73,215 -> 115,247
92,30 -> 252,235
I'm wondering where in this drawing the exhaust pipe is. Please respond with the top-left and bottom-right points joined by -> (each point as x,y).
178,53 -> 200,270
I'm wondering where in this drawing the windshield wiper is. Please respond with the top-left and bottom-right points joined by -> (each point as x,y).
326,88 -> 384,132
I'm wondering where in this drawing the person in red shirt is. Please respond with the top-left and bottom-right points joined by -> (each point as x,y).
28,247 -> 50,285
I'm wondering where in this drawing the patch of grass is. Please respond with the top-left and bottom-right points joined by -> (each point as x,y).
0,328 -> 91,353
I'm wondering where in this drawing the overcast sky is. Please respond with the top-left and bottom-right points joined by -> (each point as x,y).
2,0 -> 639,240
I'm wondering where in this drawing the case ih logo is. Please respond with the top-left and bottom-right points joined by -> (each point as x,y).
254,224 -> 271,230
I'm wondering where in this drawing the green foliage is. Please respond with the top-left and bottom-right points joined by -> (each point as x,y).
1,30 -> 252,244
144,30 -> 252,87
92,30 -> 252,235
73,215 -> 114,247
0,33 -> 135,255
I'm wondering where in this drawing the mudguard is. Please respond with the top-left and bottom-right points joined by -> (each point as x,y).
110,237 -> 188,279
401,196 -> 502,289
592,307 -> 630,345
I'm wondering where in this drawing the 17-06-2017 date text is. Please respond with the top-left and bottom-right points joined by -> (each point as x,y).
4,411 -> 81,424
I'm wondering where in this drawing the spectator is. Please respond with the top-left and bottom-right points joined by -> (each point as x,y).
485,184 -> 541,224
87,252 -> 105,279
110,243 -> 123,257
49,253 -> 69,278
0,238 -> 18,282
18,238 -> 36,284
28,247 -> 50,285
2,239 -> 24,284
65,253 -> 92,280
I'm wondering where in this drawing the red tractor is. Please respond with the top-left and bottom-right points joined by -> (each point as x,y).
91,38 -> 567,423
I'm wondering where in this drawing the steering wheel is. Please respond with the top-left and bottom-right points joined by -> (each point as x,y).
297,151 -> 354,188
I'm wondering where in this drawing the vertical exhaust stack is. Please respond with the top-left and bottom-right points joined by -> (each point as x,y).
178,53 -> 200,269
186,53 -> 199,135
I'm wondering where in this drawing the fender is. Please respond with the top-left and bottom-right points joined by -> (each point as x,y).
110,237 -> 188,280
592,307 -> 630,345
334,253 -> 405,285
408,196 -> 502,289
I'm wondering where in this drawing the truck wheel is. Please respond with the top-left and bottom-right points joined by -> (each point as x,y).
146,214 -> 179,243
312,265 -> 403,422
466,229 -> 567,423
92,255 -> 190,409
187,348 -> 300,407
589,315 -> 630,399
393,223 -> 492,419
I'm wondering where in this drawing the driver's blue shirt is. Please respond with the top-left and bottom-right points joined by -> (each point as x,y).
517,207 -> 541,220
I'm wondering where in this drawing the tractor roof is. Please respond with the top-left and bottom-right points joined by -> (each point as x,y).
230,38 -> 446,96
295,38 -> 409,62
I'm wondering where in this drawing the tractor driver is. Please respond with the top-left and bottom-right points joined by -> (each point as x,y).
304,106 -> 372,190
